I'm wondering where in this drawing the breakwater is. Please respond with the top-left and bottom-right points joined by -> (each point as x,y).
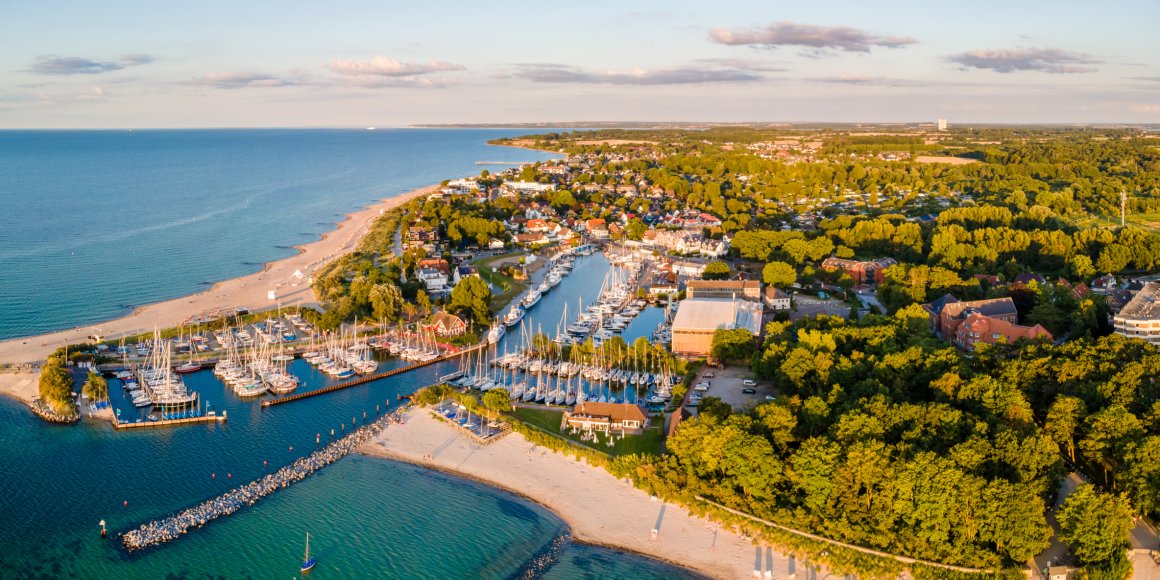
121,409 -> 403,552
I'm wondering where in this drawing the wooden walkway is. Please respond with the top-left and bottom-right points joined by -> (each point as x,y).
260,341 -> 490,408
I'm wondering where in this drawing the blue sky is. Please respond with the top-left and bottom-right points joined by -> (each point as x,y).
2,0 -> 1158,127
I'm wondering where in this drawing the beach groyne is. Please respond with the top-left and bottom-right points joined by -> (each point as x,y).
121,409 -> 403,552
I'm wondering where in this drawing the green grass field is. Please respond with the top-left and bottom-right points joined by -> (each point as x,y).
1068,212 -> 1160,233
471,252 -> 528,311
509,406 -> 665,457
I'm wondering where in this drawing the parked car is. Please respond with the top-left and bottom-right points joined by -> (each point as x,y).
742,379 -> 756,387
742,388 -> 756,394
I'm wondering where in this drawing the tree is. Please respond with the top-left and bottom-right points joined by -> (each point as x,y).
369,283 -> 404,323
702,261 -> 730,280
1045,395 -> 1085,463
625,218 -> 647,241
762,261 -> 796,288
710,328 -> 756,364
698,396 -> 732,421
483,388 -> 511,418
83,371 -> 108,401
448,276 -> 492,326
38,357 -> 75,415
415,289 -> 432,317
1057,484 -> 1133,573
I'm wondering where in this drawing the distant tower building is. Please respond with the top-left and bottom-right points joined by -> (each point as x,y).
937,118 -> 948,131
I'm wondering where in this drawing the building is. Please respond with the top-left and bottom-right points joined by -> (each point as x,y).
937,118 -> 948,131
820,257 -> 897,285
445,178 -> 479,194
565,401 -> 648,433
671,298 -> 763,357
922,295 -> 1019,339
503,180 -> 555,194
416,268 -> 449,294
686,280 -> 762,302
647,283 -> 679,296
1113,282 -> 1160,345
423,311 -> 468,337
764,287 -> 791,311
951,312 -> 1052,351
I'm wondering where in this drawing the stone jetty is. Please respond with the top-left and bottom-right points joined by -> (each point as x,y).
122,410 -> 403,551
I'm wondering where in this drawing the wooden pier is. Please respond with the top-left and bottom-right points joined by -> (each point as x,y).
260,341 -> 490,408
112,411 -> 227,430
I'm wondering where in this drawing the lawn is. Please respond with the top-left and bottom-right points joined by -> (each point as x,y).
1068,212 -> 1160,233
508,406 -> 665,456
472,252 -> 529,311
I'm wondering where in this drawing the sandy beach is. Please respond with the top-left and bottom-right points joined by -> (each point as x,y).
360,408 -> 787,579
0,371 -> 40,403
0,185 -> 437,369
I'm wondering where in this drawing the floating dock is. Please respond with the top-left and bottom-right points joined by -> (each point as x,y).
112,411 -> 226,430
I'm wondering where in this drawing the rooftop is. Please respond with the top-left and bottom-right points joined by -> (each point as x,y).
672,298 -> 762,334
1117,282 -> 1160,321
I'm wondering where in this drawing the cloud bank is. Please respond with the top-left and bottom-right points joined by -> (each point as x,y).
30,55 -> 155,75
710,21 -> 916,53
187,72 -> 295,89
945,47 -> 1098,74
513,64 -> 760,85
327,57 -> 465,77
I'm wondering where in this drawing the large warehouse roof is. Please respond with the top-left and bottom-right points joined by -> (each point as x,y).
672,298 -> 762,334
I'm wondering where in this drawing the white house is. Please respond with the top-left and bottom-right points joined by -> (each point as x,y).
445,178 -> 479,194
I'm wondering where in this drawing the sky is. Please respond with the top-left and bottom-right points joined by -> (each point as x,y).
1,0 -> 1158,128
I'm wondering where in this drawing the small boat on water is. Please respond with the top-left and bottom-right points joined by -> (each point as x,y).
301,532 -> 317,572
173,362 -> 202,374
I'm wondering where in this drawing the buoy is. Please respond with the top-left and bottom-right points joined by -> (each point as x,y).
263,460 -> 267,466
123,500 -> 128,507
227,473 -> 231,479
289,446 -> 293,451
212,473 -> 216,479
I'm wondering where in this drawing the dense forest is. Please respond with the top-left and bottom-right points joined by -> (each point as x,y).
617,310 -> 1156,573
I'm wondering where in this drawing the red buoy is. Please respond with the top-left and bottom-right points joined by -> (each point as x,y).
123,500 -> 128,507
289,446 -> 293,452
212,473 -> 216,479
227,473 -> 231,479
263,460 -> 267,466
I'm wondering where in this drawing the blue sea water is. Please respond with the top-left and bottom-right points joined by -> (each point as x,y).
0,130 -> 699,578
0,128 -> 556,340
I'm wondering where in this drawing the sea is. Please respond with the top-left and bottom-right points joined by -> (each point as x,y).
0,129 -> 697,579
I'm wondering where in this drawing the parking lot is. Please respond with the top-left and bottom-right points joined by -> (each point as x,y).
690,364 -> 776,411
790,295 -> 852,321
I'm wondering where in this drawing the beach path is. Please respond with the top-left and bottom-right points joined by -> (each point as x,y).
362,409 -> 779,580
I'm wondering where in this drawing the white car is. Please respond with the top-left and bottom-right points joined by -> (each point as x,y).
742,379 -> 756,387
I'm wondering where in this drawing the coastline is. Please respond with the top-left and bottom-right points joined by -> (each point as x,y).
0,371 -> 40,404
359,408 -> 777,580
0,184 -> 437,368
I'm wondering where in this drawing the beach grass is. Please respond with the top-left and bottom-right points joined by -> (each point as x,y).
509,407 -> 664,457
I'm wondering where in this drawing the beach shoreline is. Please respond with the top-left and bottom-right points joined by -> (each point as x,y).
0,184 -> 437,368
359,408 -> 776,580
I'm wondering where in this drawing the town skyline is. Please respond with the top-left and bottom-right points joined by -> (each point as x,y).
2,0 -> 1158,128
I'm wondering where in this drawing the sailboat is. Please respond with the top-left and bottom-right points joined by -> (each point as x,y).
174,328 -> 203,374
301,532 -> 317,572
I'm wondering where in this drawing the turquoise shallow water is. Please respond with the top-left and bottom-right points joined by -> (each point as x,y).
0,130 -> 700,578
